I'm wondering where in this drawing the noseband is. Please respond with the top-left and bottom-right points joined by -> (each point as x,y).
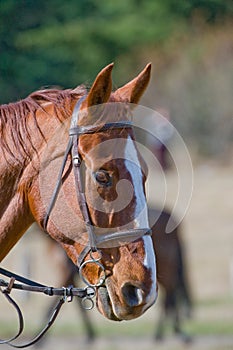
43,95 -> 151,287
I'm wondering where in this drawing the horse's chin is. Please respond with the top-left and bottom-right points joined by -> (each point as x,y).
96,285 -> 122,321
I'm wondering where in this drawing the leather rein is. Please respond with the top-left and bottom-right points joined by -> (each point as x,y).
0,266 -> 95,348
0,95 -> 151,347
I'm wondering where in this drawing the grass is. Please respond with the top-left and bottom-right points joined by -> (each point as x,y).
186,320 -> 233,336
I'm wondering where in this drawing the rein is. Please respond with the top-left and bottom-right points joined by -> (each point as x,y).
0,95 -> 151,347
0,267 -> 95,348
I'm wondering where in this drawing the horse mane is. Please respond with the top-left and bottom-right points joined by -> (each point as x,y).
0,86 -> 86,165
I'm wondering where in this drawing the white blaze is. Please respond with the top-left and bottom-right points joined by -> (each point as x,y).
143,235 -> 157,304
124,136 -> 157,304
124,136 -> 149,228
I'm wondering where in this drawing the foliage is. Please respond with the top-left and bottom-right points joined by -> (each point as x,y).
0,0 -> 232,103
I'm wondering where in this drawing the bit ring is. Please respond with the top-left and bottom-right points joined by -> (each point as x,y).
79,259 -> 106,287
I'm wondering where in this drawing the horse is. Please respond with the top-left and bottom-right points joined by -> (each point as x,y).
0,63 -> 157,323
36,206 -> 192,344
148,207 -> 193,343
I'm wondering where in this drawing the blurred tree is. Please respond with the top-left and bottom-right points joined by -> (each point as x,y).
0,0 -> 232,103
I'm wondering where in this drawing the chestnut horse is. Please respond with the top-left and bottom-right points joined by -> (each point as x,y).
0,64 -> 157,321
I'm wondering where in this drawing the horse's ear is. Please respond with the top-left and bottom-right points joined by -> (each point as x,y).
115,63 -> 151,104
87,63 -> 114,107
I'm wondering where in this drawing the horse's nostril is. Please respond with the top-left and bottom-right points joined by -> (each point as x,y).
121,283 -> 144,307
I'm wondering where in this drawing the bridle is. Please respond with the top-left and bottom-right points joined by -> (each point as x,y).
43,94 -> 152,287
0,95 -> 151,348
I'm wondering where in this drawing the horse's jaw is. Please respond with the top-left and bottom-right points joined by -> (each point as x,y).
96,277 -> 156,321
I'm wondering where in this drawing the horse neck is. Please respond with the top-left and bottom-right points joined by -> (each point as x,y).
0,156 -> 34,261
0,102 -> 66,261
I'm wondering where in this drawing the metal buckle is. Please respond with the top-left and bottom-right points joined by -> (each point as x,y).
81,286 -> 96,310
62,286 -> 73,303
1,277 -> 15,294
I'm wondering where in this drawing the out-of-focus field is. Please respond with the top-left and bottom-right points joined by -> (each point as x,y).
0,158 -> 233,350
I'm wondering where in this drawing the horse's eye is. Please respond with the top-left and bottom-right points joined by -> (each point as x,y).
94,170 -> 112,186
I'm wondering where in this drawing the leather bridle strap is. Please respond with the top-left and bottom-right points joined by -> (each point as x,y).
0,267 -> 91,298
43,137 -> 73,231
69,96 -> 97,253
42,94 -> 87,231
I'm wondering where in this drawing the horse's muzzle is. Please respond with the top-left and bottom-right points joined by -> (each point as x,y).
96,277 -> 157,321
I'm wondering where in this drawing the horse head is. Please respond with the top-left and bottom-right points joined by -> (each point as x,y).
29,64 -> 157,321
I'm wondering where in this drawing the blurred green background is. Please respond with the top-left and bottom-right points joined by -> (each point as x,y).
0,0 -> 232,156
